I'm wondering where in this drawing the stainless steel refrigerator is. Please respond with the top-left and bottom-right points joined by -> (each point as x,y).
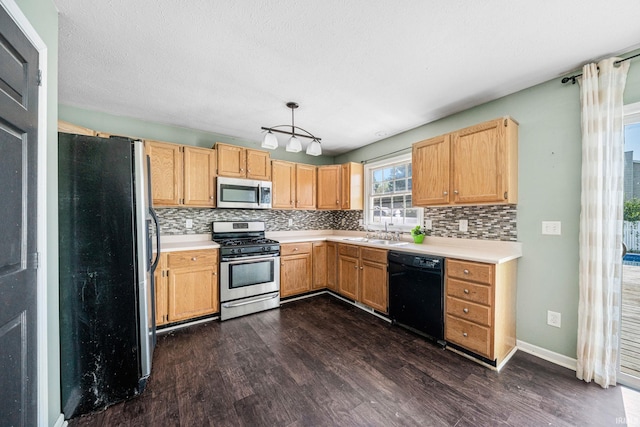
58,133 -> 160,419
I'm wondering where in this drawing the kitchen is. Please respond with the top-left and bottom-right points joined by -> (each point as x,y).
4,0 -> 640,425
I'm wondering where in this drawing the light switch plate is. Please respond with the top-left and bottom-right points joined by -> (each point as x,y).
424,219 -> 433,230
459,219 -> 468,232
185,219 -> 193,229
542,221 -> 561,235
288,219 -> 293,227
547,310 -> 561,328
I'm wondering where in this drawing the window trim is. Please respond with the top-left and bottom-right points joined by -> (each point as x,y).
363,152 -> 422,231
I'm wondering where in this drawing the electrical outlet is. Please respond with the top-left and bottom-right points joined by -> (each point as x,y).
424,219 -> 433,230
542,221 -> 562,235
459,219 -> 468,232
547,310 -> 561,328
185,219 -> 193,229
358,219 -> 363,227
288,219 -> 293,227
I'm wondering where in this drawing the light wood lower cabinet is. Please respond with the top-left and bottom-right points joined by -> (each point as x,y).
337,244 -> 388,313
164,249 -> 219,323
326,242 -> 338,291
280,243 -> 313,297
312,242 -> 327,290
444,258 -> 517,366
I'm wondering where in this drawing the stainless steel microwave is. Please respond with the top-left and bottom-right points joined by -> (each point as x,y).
216,177 -> 272,209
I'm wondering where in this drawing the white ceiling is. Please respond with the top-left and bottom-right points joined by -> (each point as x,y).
55,1 -> 640,156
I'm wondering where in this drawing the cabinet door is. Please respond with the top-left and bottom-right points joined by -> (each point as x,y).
296,164 -> 317,209
341,162 -> 363,210
246,149 -> 271,180
312,242 -> 327,290
272,160 -> 296,209
216,143 -> 246,177
317,165 -> 341,209
280,253 -> 312,297
326,242 -> 338,291
360,260 -> 388,313
154,254 -> 168,326
338,254 -> 359,300
412,134 -> 450,206
168,265 -> 218,322
146,140 -> 183,206
183,146 -> 216,207
451,119 -> 507,204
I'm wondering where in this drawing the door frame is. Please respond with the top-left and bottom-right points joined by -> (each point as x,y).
0,0 -> 50,424
618,100 -> 640,390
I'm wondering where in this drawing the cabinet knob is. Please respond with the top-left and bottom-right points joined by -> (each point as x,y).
463,269 -> 469,275
354,265 -> 358,269
336,200 -> 339,204
213,272 -> 217,276
463,332 -> 468,337
454,190 -> 459,195
463,289 -> 470,294
247,169 -> 251,173
191,257 -> 197,261
293,247 -> 299,251
360,266 -> 363,270
443,191 -> 448,195
241,168 -> 244,172
463,308 -> 469,314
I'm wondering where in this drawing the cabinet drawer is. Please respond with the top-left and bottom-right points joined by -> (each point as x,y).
339,244 -> 359,258
446,315 -> 492,358
447,259 -> 494,285
446,296 -> 491,326
168,250 -> 218,269
360,247 -> 387,264
281,242 -> 313,256
447,278 -> 492,306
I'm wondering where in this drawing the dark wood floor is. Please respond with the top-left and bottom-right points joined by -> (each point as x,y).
70,294 -> 640,426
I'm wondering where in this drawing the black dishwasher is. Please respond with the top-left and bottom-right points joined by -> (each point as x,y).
388,251 -> 445,346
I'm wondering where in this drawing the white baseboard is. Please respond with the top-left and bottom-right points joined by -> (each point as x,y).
516,339 -> 577,371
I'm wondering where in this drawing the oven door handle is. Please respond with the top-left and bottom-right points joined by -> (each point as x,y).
221,254 -> 279,263
222,292 -> 279,308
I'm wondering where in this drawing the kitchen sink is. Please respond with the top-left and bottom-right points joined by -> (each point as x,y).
342,237 -> 408,246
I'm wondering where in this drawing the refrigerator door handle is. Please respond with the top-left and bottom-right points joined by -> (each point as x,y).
149,207 -> 160,271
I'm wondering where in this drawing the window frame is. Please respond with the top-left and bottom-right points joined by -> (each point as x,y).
363,152 -> 423,231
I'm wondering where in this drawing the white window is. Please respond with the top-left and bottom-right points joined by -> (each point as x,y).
364,153 -> 423,231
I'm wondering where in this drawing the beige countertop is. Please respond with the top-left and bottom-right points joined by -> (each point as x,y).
158,231 -> 522,264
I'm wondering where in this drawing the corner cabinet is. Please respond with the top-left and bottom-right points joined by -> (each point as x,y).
444,258 -> 517,367
166,249 -> 219,322
317,162 -> 363,210
215,142 -> 271,180
413,117 -> 518,206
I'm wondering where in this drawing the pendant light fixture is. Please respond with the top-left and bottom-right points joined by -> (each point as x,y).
261,102 -> 322,156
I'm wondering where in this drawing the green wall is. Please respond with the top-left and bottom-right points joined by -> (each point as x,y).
59,105 -> 336,165
336,53 -> 640,358
12,0 -> 59,424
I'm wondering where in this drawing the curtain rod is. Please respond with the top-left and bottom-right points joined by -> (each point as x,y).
561,52 -> 640,85
360,146 -> 412,164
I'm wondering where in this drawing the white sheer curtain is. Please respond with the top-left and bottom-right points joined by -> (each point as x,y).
576,58 -> 630,388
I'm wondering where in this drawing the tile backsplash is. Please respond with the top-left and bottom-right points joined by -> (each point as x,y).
156,205 -> 517,241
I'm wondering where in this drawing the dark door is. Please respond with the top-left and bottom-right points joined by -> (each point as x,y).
0,6 -> 40,427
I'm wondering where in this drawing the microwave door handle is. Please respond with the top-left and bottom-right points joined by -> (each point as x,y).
257,183 -> 261,207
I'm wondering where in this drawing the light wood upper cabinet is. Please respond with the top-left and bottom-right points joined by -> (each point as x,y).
183,146 -> 217,206
146,140 -> 217,207
412,117 -> 518,206
317,162 -> 363,210
296,163 -> 317,209
412,134 -> 450,205
317,165 -> 341,209
272,160 -> 317,210
146,140 -> 183,206
167,249 -> 219,323
280,243 -> 313,297
215,142 -> 271,180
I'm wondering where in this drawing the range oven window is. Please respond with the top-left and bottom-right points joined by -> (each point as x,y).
229,259 -> 274,289
220,184 -> 259,204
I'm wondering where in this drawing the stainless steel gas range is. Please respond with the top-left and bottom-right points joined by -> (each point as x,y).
213,221 -> 280,321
